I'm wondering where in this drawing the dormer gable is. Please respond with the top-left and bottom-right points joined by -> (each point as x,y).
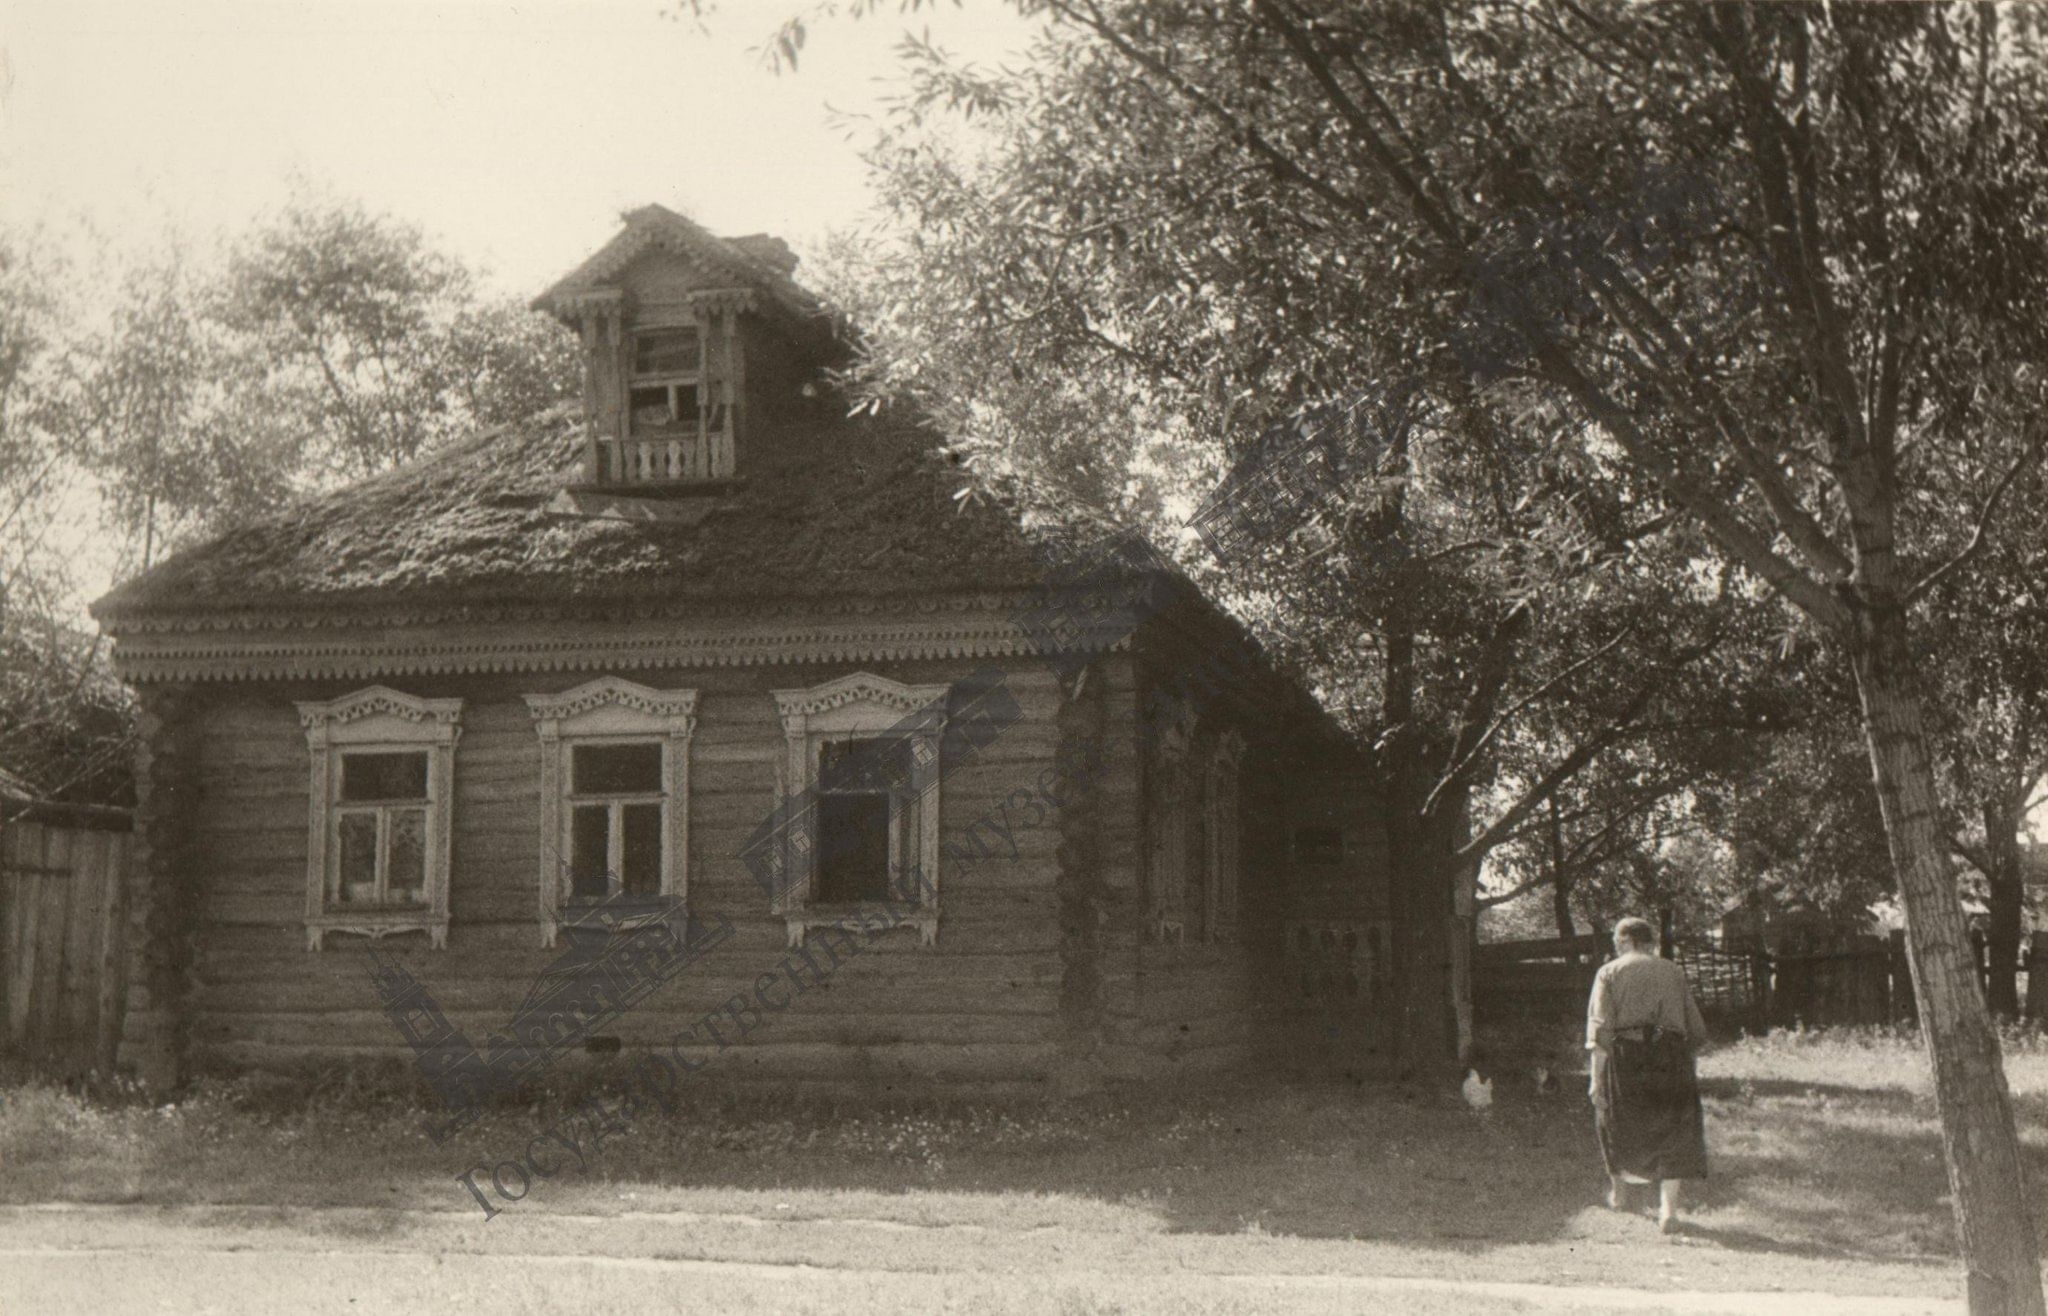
533,206 -> 831,492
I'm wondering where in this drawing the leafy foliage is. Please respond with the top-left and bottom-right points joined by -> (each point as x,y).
0,197 -> 579,803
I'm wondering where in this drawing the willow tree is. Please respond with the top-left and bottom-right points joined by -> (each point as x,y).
795,1 -> 2048,1308
822,13 -> 1801,1076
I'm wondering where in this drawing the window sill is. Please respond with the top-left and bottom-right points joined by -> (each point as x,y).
305,913 -> 448,952
561,899 -> 684,938
784,907 -> 936,948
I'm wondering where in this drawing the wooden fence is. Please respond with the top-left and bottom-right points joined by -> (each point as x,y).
1476,928 -> 2044,1034
1472,932 -> 1607,1030
1,804 -> 133,1075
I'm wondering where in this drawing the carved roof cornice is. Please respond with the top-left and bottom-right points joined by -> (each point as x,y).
97,589 -> 1037,636
106,607 -> 1133,686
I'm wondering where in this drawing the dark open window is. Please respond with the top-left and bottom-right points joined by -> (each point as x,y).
567,742 -> 664,901
815,739 -> 897,904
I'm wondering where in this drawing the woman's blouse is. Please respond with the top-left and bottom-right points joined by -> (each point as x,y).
1585,950 -> 1710,1052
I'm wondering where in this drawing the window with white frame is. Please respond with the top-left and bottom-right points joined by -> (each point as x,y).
1203,732 -> 1246,942
770,672 -> 949,946
524,678 -> 698,948
297,687 -> 462,951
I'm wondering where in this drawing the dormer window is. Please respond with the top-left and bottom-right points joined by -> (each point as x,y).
628,328 -> 701,437
534,208 -> 822,493
594,321 -> 734,485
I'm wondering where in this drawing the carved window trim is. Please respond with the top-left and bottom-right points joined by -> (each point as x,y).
770,671 -> 949,947
1203,731 -> 1247,943
297,686 -> 463,951
524,678 -> 698,949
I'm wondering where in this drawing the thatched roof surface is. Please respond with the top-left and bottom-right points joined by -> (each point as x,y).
92,401 -> 1061,621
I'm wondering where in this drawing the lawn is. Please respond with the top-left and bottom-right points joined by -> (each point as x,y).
4,1026 -> 2039,1305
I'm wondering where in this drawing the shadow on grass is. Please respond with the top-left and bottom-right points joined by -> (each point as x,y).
0,1059 -> 2005,1269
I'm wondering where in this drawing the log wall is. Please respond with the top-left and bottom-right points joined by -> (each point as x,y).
169,656 -> 1080,1094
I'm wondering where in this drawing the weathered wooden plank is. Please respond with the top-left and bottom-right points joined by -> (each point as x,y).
191,1031 -> 1061,1081
60,829 -> 107,1061
194,966 -> 1061,1017
95,832 -> 131,1073
190,1002 -> 1058,1050
32,826 -> 74,1053
2,825 -> 38,1044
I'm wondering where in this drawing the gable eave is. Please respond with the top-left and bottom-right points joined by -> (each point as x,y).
530,205 -> 823,327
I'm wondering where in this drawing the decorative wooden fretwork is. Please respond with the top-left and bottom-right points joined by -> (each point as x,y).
297,687 -> 463,952
524,678 -> 698,949
769,671 -> 949,946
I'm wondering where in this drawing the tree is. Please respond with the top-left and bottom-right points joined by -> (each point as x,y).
73,198 -> 578,569
1931,511 -> 2048,1018
221,200 -> 580,479
789,1 -> 2048,1307
0,229 -> 137,804
831,73 -> 1790,1072
4,197 -> 579,802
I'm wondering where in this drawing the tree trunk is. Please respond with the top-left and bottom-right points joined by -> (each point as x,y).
1552,878 -> 1577,943
1383,779 -> 1464,1080
1983,800 -> 2025,1019
1548,798 -> 1577,949
1853,610 -> 2043,1316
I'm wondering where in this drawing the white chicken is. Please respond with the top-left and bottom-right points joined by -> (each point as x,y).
1461,1068 -> 1494,1110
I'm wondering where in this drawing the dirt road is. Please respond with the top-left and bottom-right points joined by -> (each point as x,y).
0,1204 -> 1959,1314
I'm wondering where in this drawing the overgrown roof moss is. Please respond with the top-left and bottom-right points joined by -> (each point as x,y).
92,401 -> 1058,620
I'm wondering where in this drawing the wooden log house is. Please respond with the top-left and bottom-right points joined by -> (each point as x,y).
90,206 -> 1396,1096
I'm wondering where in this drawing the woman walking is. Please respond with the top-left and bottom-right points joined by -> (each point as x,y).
1585,917 -> 1710,1233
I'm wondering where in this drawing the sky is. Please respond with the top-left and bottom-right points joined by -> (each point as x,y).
0,0 -> 1039,617
0,0 -> 1040,293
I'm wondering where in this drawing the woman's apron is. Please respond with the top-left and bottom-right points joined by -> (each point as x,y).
1594,1023 -> 1707,1181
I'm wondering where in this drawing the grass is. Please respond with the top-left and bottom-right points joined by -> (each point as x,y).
6,1026 -> 2040,1304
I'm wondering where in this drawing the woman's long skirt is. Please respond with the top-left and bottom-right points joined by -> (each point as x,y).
1593,1031 -> 1707,1181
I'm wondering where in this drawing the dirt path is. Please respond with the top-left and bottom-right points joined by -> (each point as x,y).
0,1204 -> 1961,1314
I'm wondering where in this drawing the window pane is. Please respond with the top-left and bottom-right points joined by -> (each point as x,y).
629,386 -> 676,430
632,328 -> 698,376
819,737 -> 913,796
337,812 -> 378,902
387,809 -> 427,905
570,805 -> 611,899
622,803 -> 662,897
340,752 -> 427,802
816,794 -> 890,904
573,742 -> 663,795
